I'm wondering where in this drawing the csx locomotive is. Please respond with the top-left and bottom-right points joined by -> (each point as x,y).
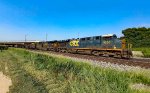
25,34 -> 132,58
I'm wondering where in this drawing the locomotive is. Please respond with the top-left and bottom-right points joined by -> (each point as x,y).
25,34 -> 132,58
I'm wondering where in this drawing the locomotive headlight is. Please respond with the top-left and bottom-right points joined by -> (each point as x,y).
113,45 -> 116,49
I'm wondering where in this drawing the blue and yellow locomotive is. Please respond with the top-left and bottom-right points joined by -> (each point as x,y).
26,34 -> 132,58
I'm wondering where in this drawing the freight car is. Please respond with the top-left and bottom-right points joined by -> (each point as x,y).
26,34 -> 132,58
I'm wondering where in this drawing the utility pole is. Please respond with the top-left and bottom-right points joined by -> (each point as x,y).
77,32 -> 80,38
25,34 -> 27,42
46,33 -> 48,42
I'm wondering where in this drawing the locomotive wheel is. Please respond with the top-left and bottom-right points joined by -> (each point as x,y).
92,51 -> 99,56
108,53 -> 115,57
61,50 -> 67,53
109,55 -> 114,57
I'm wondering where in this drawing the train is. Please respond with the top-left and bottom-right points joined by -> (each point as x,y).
24,34 -> 133,58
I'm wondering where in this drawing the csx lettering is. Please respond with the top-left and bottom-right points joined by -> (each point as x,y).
70,40 -> 79,46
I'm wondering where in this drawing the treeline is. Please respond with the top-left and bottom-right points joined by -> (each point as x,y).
122,27 -> 150,48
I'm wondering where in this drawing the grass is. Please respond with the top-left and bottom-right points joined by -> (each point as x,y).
0,49 -> 48,93
133,47 -> 150,58
0,48 -> 150,93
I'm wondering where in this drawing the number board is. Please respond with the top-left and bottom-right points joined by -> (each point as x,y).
103,40 -> 111,44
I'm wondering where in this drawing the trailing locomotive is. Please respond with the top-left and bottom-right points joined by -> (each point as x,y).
26,34 -> 132,58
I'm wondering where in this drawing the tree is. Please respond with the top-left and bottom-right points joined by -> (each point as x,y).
122,27 -> 150,47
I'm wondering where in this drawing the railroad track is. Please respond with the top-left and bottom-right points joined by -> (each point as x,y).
30,49 -> 150,69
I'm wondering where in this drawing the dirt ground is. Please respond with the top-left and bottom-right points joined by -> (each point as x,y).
0,72 -> 12,93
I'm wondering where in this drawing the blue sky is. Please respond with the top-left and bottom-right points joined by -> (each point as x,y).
0,0 -> 150,41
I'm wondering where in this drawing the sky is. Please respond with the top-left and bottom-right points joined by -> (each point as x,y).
0,0 -> 150,41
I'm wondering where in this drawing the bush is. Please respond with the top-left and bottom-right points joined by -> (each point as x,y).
133,48 -> 150,58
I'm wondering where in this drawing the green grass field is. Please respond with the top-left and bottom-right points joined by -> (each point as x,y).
133,48 -> 150,58
0,48 -> 150,93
